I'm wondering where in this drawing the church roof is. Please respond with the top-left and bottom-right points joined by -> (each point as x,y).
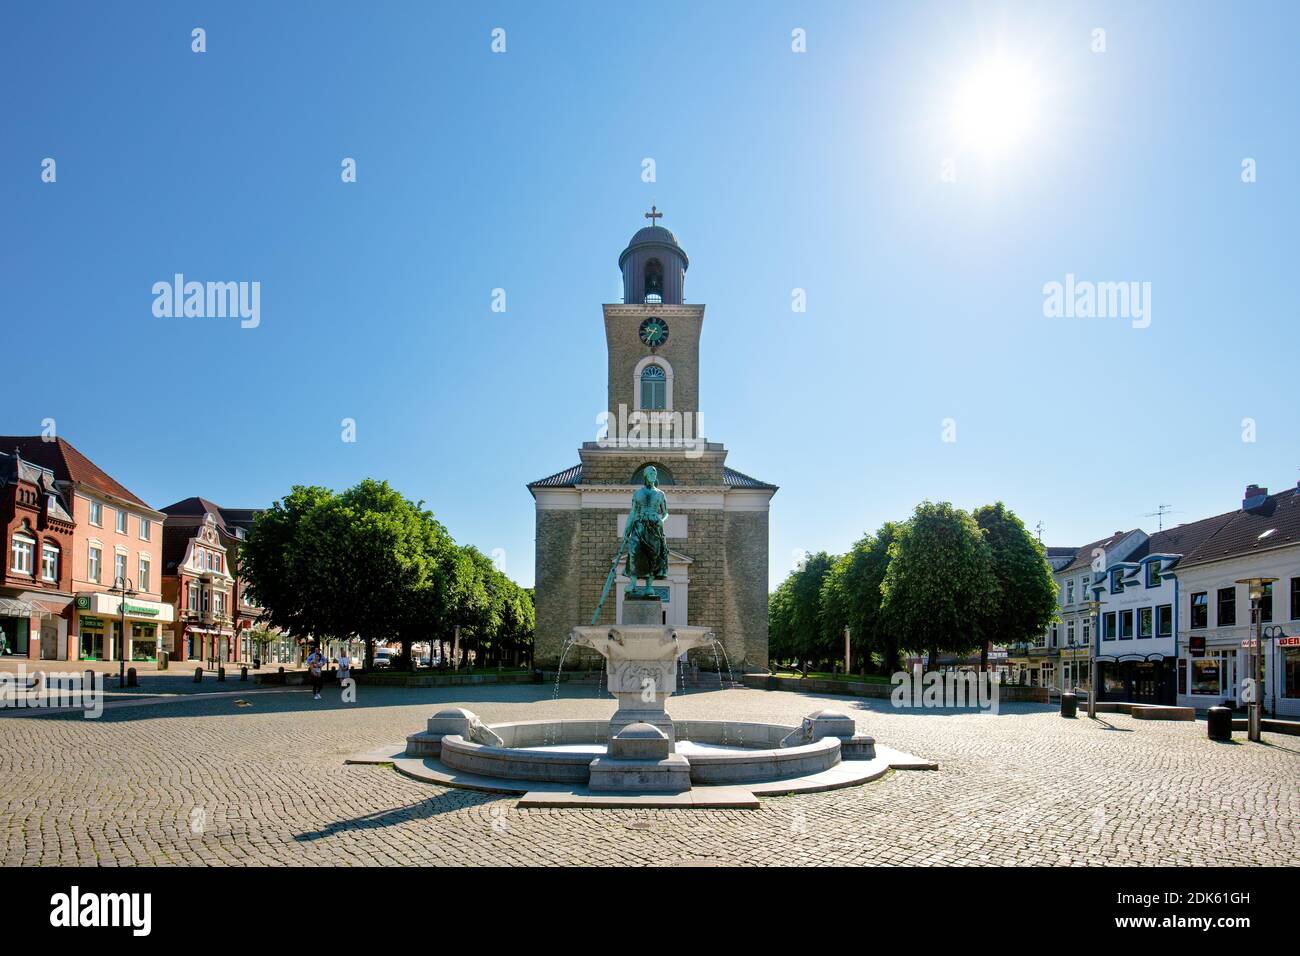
527,463 -> 777,492
619,225 -> 688,269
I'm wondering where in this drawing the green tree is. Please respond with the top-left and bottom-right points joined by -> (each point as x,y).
881,501 -> 999,670
768,552 -> 836,672
973,502 -> 1059,671
820,521 -> 901,674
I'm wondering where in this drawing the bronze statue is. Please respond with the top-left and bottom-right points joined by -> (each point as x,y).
623,465 -> 669,597
589,465 -> 670,624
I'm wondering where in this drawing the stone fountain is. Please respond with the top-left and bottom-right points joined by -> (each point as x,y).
367,468 -> 936,806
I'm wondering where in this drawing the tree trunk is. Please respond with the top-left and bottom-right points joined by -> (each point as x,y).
927,645 -> 938,672
364,638 -> 374,671
980,641 -> 989,672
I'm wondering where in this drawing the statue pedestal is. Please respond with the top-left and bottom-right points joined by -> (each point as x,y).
569,612 -> 715,752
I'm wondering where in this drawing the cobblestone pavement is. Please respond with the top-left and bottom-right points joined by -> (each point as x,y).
0,684 -> 1296,866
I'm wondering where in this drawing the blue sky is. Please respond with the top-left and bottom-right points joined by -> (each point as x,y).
3,1 -> 1297,590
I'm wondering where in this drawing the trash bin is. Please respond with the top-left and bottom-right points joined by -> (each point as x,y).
1060,692 -> 1078,718
1207,705 -> 1233,742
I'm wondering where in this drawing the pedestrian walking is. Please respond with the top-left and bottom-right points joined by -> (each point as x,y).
306,644 -> 325,700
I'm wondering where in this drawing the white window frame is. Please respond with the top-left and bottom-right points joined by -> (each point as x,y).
88,544 -> 102,583
11,533 -> 35,574
89,501 -> 102,527
115,509 -> 127,534
114,552 -> 127,585
138,517 -> 151,542
41,542 -> 60,582
138,556 -> 151,592
632,356 -> 674,412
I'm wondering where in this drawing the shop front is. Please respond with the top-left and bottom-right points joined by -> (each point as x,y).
74,593 -> 175,662
1274,636 -> 1300,718
1096,653 -> 1177,705
1178,635 -> 1242,711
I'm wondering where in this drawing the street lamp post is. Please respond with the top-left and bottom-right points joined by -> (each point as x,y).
108,576 -> 138,683
1084,598 -> 1101,719
1236,577 -> 1277,743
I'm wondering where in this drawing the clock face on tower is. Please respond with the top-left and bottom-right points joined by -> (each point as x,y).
638,317 -> 669,348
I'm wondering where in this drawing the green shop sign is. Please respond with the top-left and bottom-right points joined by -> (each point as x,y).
80,616 -> 105,629
123,603 -> 159,617
75,596 -> 90,610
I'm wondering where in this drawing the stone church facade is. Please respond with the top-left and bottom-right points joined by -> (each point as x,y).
528,217 -> 776,671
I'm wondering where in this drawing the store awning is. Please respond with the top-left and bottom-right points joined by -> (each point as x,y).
0,598 -> 36,617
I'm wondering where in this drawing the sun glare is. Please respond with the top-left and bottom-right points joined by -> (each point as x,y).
953,58 -> 1039,154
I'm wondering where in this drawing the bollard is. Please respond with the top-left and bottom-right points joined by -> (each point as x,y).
85,669 -> 94,694
157,651 -> 169,671
253,657 -> 261,670
1060,692 -> 1078,718
194,667 -> 203,683
240,666 -> 248,681
126,667 -> 138,688
217,666 -> 225,682
1207,705 -> 1233,742
277,665 -> 285,685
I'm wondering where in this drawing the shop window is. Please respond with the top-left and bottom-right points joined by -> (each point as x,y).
1284,647 -> 1300,700
1217,586 -> 1235,627
1178,657 -> 1187,695
1190,592 -> 1208,629
1190,658 -> 1224,696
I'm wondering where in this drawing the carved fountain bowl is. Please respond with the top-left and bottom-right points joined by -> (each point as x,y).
568,624 -> 716,662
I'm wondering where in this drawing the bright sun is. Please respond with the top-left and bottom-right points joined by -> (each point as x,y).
953,58 -> 1039,154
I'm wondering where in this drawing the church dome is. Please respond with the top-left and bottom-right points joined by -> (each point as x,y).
619,215 -> 688,304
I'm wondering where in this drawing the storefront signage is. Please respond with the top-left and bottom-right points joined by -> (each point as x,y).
1279,636 -> 1300,647
75,596 -> 91,610
1189,636 -> 1206,653
80,616 -> 104,629
123,603 -> 159,617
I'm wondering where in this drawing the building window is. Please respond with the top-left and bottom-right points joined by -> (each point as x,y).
215,591 -> 225,615
1082,617 -> 1091,644
138,557 -> 150,593
643,258 -> 664,302
194,549 -> 203,568
1156,604 -> 1172,638
88,545 -> 101,583
1138,607 -> 1153,638
11,533 -> 35,574
214,554 -> 222,574
1260,582 -> 1273,623
1110,570 -> 1123,594
1103,612 -> 1116,640
41,543 -> 60,582
187,582 -> 199,611
1190,657 -> 1225,696
1120,609 -> 1134,640
139,518 -> 151,541
639,364 -> 667,410
114,553 -> 127,585
1145,561 -> 1161,588
201,588 -> 210,612
1292,578 -> 1300,621
1217,586 -> 1236,627
116,510 -> 127,534
89,501 -> 102,526
1050,623 -> 1059,647
1190,591 -> 1208,629
1066,620 -> 1075,645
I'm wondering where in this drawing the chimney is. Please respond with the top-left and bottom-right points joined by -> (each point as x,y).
1242,484 -> 1269,513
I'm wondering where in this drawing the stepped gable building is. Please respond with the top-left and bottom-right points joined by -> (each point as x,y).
528,214 -> 776,671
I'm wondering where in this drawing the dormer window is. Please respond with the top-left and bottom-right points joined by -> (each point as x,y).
1145,561 -> 1162,588
1110,569 -> 1123,594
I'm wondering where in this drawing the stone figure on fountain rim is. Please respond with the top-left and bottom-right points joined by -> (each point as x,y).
623,465 -> 669,599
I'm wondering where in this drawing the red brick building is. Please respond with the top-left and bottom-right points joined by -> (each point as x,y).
159,497 -> 264,663
0,446 -> 77,658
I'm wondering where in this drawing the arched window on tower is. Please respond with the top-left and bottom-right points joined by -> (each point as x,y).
639,364 -> 667,410
643,258 -> 664,303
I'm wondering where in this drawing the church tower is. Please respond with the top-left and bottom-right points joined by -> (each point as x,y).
528,212 -> 776,672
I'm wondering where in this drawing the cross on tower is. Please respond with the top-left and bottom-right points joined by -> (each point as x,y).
644,205 -> 663,226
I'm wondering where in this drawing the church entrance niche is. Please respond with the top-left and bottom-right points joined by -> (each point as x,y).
643,258 -> 664,302
630,462 -> 674,485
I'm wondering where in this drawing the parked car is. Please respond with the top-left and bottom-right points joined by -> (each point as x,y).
372,649 -> 395,670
